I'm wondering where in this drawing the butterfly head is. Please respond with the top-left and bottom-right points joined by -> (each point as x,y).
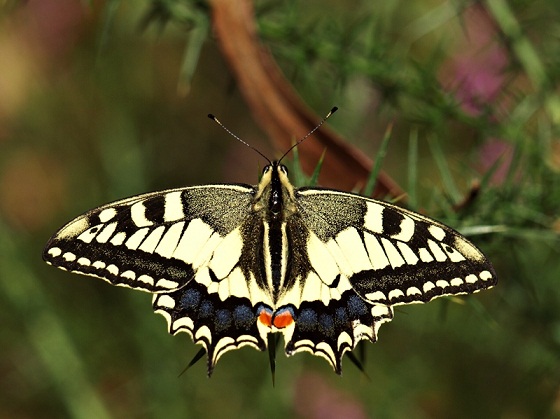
210,108 -> 338,217
254,161 -> 296,217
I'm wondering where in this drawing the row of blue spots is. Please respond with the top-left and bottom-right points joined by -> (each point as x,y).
179,287 -> 255,333
296,293 -> 369,336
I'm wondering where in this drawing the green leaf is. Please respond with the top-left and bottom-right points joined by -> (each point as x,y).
363,122 -> 393,197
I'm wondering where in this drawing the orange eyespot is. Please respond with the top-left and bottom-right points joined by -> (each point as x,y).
272,310 -> 294,328
258,310 -> 272,327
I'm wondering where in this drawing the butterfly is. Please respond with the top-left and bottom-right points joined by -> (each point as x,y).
43,108 -> 496,375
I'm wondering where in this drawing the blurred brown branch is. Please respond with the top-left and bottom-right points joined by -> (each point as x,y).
210,0 -> 404,199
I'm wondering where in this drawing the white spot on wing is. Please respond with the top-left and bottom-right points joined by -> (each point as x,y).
353,322 -> 374,341
320,283 -> 331,305
406,286 -> 422,296
77,225 -> 102,244
329,288 -> 341,301
194,267 -> 212,287
131,201 -> 154,227
388,289 -> 405,300
156,278 -> 179,289
450,278 -> 463,286
125,228 -> 149,250
227,268 -> 250,299
301,272 -> 323,303
99,208 -> 117,223
307,233 -> 340,285
209,228 -> 243,279
397,242 -> 419,265
172,316 -> 194,331
364,234 -> 390,270
465,274 -> 478,284
370,304 -> 392,319
213,337 -> 236,363
381,238 -> 405,268
337,331 -> 353,350
436,280 -> 450,288
155,222 -> 185,258
195,325 -> 212,343
418,248 -> 434,263
365,291 -> 386,302
454,236 -> 484,261
335,228 -> 373,273
92,261 -> 106,269
428,225 -> 446,241
391,215 -> 415,242
164,191 -> 185,222
77,257 -> 91,266
156,295 -> 176,309
106,264 -> 119,275
480,270 -> 492,281
218,278 -> 230,301
139,226 -> 166,253
290,338 -> 314,352
428,240 -> 447,262
206,281 -> 220,296
121,270 -> 136,280
423,281 -> 435,292
172,218 -> 214,265
96,222 -> 117,243
48,247 -> 62,257
110,232 -> 127,246
364,202 -> 384,234
63,252 -> 76,262
138,274 -> 154,285
56,217 -> 89,240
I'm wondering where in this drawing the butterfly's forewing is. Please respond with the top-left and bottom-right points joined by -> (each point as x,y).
297,188 -> 496,303
43,185 -> 258,290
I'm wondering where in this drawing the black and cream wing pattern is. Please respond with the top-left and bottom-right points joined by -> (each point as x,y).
43,161 -> 496,374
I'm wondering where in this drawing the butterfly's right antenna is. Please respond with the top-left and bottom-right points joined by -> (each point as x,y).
278,106 -> 338,163
208,114 -> 272,165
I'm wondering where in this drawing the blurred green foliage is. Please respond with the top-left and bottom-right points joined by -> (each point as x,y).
1,0 -> 560,418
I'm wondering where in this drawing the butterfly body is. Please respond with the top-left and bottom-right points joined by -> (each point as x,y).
44,161 -> 496,374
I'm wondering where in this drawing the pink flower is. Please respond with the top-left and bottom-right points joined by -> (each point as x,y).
293,372 -> 367,419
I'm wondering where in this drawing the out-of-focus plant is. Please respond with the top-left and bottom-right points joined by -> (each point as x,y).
1,1 -> 560,418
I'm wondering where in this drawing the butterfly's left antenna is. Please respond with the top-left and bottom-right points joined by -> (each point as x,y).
278,106 -> 338,163
208,114 -> 272,165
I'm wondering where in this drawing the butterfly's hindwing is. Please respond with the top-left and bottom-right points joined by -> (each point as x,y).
153,278 -> 266,372
284,291 -> 394,373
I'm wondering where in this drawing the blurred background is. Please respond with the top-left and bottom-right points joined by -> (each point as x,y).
1,0 -> 560,418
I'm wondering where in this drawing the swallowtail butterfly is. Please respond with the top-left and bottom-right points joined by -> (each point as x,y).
43,109 -> 496,375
